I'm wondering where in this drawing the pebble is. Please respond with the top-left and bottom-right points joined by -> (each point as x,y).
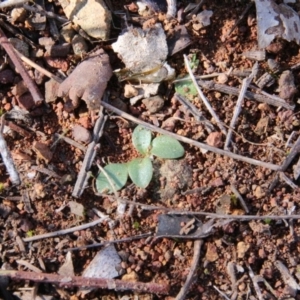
33,141 -> 53,163
8,38 -> 29,57
142,95 -> 164,113
61,0 -> 112,40
72,34 -> 89,56
44,57 -> 69,72
16,92 -> 35,110
206,132 -> 223,148
205,242 -> 219,262
45,78 -> 60,103
4,103 -> 11,111
10,7 -> 27,23
72,124 -> 92,143
47,43 -> 71,57
0,70 -> 14,84
237,241 -> 249,258
254,186 -> 265,199
124,84 -> 139,98
210,177 -> 224,187
217,73 -> 228,84
121,271 -> 139,282
60,23 -> 76,43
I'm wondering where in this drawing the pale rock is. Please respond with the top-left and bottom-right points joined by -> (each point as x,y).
124,84 -> 139,98
72,124 -> 92,143
142,95 -> 164,113
122,271 -> 139,282
237,241 -> 249,258
206,132 -> 223,148
59,0 -> 111,40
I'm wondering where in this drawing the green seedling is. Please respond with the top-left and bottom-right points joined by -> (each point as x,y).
26,230 -> 35,237
264,218 -> 272,224
0,182 -> 5,194
230,194 -> 238,206
133,221 -> 140,230
96,125 -> 185,193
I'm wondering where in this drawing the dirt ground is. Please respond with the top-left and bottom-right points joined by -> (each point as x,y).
1,0 -> 300,299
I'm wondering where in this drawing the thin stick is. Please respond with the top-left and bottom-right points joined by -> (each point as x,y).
175,93 -> 214,132
175,240 -> 203,300
64,232 -> 153,252
0,270 -> 170,294
183,54 -> 227,135
101,102 -> 281,171
23,218 -> 105,242
224,76 -> 252,150
280,136 -> 300,171
213,285 -> 231,300
23,3 -> 68,23
0,118 -> 20,185
53,133 -> 86,152
269,136 -> 300,192
198,80 -> 294,110
72,109 -> 107,198
0,0 -> 28,8
247,264 -> 264,300
230,184 -> 249,213
0,27 -> 43,105
224,1 -> 254,38
14,48 -> 64,83
117,198 -> 300,220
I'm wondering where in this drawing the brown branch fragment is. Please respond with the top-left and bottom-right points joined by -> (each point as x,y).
198,80 -> 294,110
175,240 -> 203,300
23,218 -> 105,242
23,3 -> 69,23
0,27 -> 43,106
224,74 -> 253,150
0,270 -> 169,295
14,48 -> 64,83
101,102 -> 281,171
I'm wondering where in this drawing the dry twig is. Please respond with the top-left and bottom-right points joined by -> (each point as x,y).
224,64 -> 255,150
0,270 -> 170,294
175,240 -> 203,300
23,218 -> 106,242
198,80 -> 294,110
72,108 -> 107,198
0,27 -> 43,106
183,54 -> 227,135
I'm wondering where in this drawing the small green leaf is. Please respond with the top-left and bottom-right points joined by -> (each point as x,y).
151,136 -> 185,159
132,125 -> 152,155
174,75 -> 198,100
96,163 -> 128,194
128,157 -> 153,188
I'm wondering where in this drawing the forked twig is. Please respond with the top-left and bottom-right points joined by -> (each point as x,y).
224,73 -> 254,150
175,240 -> 203,300
0,270 -> 170,294
198,80 -> 294,110
183,55 -> 227,135
64,232 -> 153,252
23,218 -> 106,242
0,27 -> 43,106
